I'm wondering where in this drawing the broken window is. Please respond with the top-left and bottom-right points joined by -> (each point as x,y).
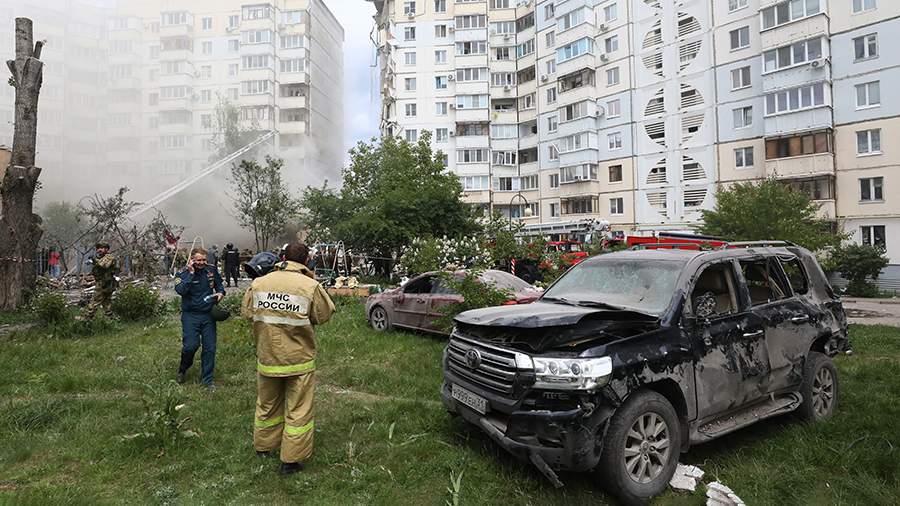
740,259 -> 791,306
691,263 -> 739,318
779,258 -> 809,295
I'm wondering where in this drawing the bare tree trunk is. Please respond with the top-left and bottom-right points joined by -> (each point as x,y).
0,18 -> 44,310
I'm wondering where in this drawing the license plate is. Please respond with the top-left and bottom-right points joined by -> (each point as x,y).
451,384 -> 488,414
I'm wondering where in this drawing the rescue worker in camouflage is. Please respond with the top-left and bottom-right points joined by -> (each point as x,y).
174,248 -> 225,389
85,242 -> 119,318
241,242 -> 335,475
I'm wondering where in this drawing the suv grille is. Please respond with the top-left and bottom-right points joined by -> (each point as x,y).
447,334 -> 520,395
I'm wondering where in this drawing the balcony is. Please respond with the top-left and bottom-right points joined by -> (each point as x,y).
766,152 -> 834,179
557,53 -> 597,80
159,23 -> 193,38
764,107 -> 832,137
240,92 -> 276,107
490,86 -> 517,100
278,95 -> 307,109
558,179 -> 602,198
277,120 -> 307,135
455,108 -> 490,122
453,134 -> 489,149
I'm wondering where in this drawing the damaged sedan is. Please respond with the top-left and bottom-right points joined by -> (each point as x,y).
441,243 -> 850,504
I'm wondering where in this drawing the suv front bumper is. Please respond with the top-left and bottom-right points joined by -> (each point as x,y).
441,380 -> 613,486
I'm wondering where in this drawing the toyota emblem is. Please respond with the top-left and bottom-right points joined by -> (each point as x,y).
465,349 -> 482,369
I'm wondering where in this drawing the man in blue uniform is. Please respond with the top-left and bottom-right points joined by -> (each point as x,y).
174,247 -> 225,389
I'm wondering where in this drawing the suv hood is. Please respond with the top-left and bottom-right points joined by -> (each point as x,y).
454,301 -> 660,353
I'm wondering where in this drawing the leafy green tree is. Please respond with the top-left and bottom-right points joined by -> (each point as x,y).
300,133 -> 480,271
828,244 -> 889,297
434,271 -> 513,332
228,156 -> 301,251
699,178 -> 844,251
209,94 -> 260,161
41,201 -> 89,249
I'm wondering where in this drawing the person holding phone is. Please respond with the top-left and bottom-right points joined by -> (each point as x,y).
174,247 -> 225,389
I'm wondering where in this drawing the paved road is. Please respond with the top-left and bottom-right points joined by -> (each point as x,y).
842,298 -> 900,327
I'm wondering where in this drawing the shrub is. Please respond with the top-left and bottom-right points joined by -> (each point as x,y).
31,291 -> 70,326
829,244 -> 889,297
111,283 -> 160,321
434,271 -> 512,332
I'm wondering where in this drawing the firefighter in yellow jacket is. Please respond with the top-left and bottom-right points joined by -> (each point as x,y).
241,242 -> 335,475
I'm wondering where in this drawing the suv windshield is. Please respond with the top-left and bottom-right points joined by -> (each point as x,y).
542,258 -> 684,315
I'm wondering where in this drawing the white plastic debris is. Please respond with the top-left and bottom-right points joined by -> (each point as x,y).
669,463 -> 706,492
706,482 -> 746,506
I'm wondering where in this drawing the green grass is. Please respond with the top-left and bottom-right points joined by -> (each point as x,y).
0,301 -> 898,505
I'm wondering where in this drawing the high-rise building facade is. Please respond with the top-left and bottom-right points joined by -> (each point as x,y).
1,0 -> 344,203
370,0 -> 900,274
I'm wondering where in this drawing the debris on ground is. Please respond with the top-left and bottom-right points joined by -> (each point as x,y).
706,481 -> 746,506
669,463 -> 705,492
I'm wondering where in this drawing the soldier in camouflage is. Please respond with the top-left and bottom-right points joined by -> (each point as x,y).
85,242 -> 119,318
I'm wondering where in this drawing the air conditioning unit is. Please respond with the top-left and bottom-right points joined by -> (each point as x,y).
600,54 -> 609,62
226,26 -> 236,33
448,131 -> 456,137
540,74 -> 548,82
504,34 -> 511,40
447,74 -> 455,81
504,84 -> 511,91
595,108 -> 605,118
598,23 -> 608,32
406,12 -> 415,19
449,103 -> 457,109
809,58 -> 826,69
449,27 -> 456,33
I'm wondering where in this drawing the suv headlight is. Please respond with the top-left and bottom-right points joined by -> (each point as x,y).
532,356 -> 613,391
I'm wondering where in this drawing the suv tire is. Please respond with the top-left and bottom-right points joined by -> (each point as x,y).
797,351 -> 838,421
597,390 -> 681,505
369,306 -> 391,332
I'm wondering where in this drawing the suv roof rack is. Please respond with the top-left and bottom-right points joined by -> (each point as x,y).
724,241 -> 796,249
630,243 -> 713,250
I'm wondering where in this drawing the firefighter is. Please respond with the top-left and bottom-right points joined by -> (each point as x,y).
241,242 -> 335,475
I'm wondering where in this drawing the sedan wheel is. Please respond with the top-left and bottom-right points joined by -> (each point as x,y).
370,306 -> 390,331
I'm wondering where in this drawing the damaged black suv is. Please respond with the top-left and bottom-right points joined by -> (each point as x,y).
441,243 -> 849,504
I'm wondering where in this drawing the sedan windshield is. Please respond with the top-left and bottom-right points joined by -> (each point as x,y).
542,259 -> 684,315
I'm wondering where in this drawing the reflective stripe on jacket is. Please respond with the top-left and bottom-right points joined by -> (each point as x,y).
241,261 -> 335,377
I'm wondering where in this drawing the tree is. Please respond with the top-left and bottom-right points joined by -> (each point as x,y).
698,178 -> 844,251
300,133 -> 480,273
208,94 -> 260,161
228,156 -> 301,251
0,18 -> 44,309
828,244 -> 889,297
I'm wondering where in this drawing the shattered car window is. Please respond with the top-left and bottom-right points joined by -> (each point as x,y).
480,270 -> 533,292
542,259 -> 684,315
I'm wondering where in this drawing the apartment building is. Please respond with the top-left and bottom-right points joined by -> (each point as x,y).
0,0 -> 343,203
110,0 -> 344,199
369,0 -> 900,272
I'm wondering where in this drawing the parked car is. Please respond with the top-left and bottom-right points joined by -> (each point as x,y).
441,243 -> 849,504
366,269 -> 541,335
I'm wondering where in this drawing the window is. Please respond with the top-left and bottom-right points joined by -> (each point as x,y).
242,30 -> 272,44
435,25 -> 447,38
730,26 -> 750,50
764,82 -> 826,115
436,102 -> 448,115
202,41 -> 212,55
735,147 -> 754,168
457,41 -> 487,55
549,144 -> 559,161
492,72 -> 516,86
853,0 -> 877,14
404,27 -> 416,41
606,99 -> 621,118
202,17 -> 212,30
228,15 -> 239,28
228,63 -> 238,77
282,11 -> 303,24
546,87 -> 557,104
199,65 -> 212,79
517,39 -> 535,58
609,164 -> 623,182
544,3 -> 555,20
856,81 -> 880,108
405,103 -> 417,117
456,67 -> 488,82
436,128 -> 448,142
854,34 -> 878,61
491,21 -> 515,34
608,132 -> 622,150
405,77 -> 417,91
457,148 -> 489,163
763,37 -> 822,72
560,164 -> 599,183
546,31 -> 555,48
731,66 -> 751,89
606,67 -> 620,86
281,35 -> 303,49
729,0 -> 749,12
861,225 -> 886,247
741,259 -> 791,306
435,0 -> 447,13
558,9 -> 585,31
761,0 -> 821,30
733,106 -> 752,128
547,115 -> 558,132
242,5 -> 271,20
549,173 -> 559,188
557,38 -> 592,62
561,101 -> 588,121
780,259 -> 809,295
460,176 -> 490,191
766,132 -> 831,159
455,15 -> 487,29
546,60 -> 556,75
228,39 -> 240,52
860,177 -> 884,202
241,80 -> 270,95
605,4 -> 618,22
492,150 -> 517,165
490,125 -> 517,139
550,202 -> 560,217
691,263 -> 739,317
490,0 -> 511,8
456,94 -> 489,109
434,50 -> 448,64
562,196 -> 597,215
435,76 -> 447,89
605,35 -> 619,54
405,52 -> 416,65
495,47 -> 511,61
610,198 -> 624,215
405,129 -> 418,142
519,93 -> 536,110
857,129 -> 881,155
404,1 -> 415,15
280,59 -> 304,72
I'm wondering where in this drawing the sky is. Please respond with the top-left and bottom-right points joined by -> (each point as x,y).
322,0 -> 380,165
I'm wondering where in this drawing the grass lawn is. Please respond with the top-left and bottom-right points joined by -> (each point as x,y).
1,299 -> 898,505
